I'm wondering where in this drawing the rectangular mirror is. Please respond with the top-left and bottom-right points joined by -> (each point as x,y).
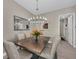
14,16 -> 30,31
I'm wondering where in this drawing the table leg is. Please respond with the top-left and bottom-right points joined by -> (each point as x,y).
31,54 -> 39,59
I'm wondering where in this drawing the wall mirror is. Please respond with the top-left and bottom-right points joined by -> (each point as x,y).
14,16 -> 48,31
14,16 -> 30,31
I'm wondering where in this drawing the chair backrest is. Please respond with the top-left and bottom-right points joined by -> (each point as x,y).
7,35 -> 18,43
17,33 -> 25,40
3,40 -> 20,59
50,35 -> 61,59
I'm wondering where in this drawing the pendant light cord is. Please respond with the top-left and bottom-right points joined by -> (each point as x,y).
36,0 -> 39,11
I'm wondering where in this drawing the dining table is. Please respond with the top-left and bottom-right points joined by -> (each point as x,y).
15,36 -> 50,59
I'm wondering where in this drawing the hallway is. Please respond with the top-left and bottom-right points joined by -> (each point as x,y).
57,40 -> 76,59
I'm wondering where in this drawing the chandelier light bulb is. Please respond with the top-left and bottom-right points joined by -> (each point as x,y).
45,18 -> 47,20
28,19 -> 31,21
43,17 -> 45,19
33,17 -> 35,19
40,16 -> 42,19
36,16 -> 38,19
30,18 -> 32,20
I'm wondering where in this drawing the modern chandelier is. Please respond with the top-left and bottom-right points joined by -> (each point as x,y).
29,0 -> 47,21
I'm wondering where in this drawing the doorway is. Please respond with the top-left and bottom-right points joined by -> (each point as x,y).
59,13 -> 76,48
60,17 -> 68,41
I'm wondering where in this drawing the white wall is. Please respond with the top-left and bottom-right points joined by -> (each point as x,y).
40,6 -> 76,37
3,0 -> 33,40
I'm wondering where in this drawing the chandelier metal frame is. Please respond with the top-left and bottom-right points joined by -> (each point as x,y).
29,0 -> 47,21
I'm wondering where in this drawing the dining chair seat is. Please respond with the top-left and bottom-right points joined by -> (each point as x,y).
3,40 -> 32,59
18,49 -> 32,59
40,43 -> 52,59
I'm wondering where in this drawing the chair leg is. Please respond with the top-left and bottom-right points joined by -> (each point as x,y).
54,51 -> 57,59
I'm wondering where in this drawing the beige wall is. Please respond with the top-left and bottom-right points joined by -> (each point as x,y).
40,6 -> 76,37
3,0 -> 33,40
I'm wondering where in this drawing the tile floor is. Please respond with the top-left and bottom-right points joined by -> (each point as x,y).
57,40 -> 76,59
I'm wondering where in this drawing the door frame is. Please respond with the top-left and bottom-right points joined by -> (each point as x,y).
58,13 -> 76,47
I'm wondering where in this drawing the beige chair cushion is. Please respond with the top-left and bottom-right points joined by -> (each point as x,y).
3,40 -> 32,59
18,49 -> 32,59
17,33 -> 25,40
7,34 -> 20,44
3,40 -> 20,59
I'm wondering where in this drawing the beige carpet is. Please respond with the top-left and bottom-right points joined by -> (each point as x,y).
57,40 -> 76,59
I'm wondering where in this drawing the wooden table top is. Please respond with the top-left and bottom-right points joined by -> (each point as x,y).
15,36 -> 50,55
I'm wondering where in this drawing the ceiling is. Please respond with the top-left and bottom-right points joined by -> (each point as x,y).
14,0 -> 76,15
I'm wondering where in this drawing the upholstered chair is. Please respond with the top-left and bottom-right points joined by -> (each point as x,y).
3,40 -> 32,59
17,33 -> 26,40
3,46 -> 8,59
39,35 -> 61,59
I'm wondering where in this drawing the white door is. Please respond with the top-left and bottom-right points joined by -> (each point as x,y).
72,13 -> 76,48
64,18 -> 68,41
68,15 -> 73,45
